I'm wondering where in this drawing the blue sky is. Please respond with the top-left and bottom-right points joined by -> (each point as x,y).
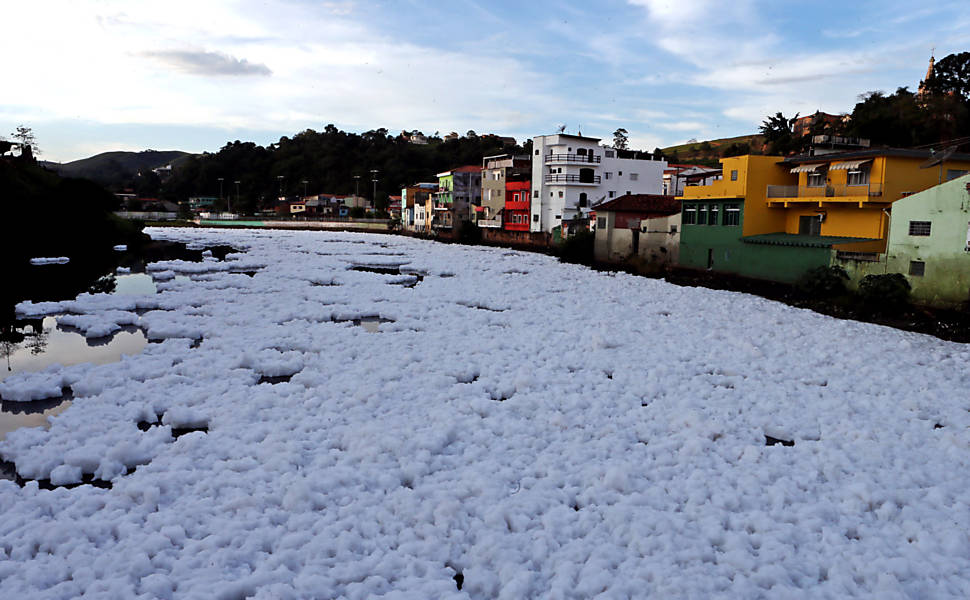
2,0 -> 968,163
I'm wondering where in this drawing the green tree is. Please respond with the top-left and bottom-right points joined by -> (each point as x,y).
924,51 -> 970,102
759,112 -> 798,155
612,128 -> 629,150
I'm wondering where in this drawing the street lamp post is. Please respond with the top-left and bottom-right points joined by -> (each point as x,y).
218,177 -> 224,209
233,180 -> 240,214
353,175 -> 361,202
277,175 -> 285,200
370,169 -> 379,210
302,179 -> 308,199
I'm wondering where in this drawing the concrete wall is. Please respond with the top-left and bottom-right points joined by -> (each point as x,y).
481,228 -> 553,249
640,213 -> 680,265
594,212 -> 680,265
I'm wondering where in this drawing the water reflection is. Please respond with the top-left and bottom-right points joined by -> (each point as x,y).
2,317 -> 147,380
0,400 -> 72,441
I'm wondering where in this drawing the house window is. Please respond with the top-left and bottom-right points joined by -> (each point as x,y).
709,204 -> 719,226
730,170 -> 738,181
535,149 -> 539,155
630,173 -> 638,181
946,169 -> 968,181
909,260 -> 925,276
608,191 -> 616,198
558,191 -> 564,198
807,172 -> 825,187
533,214 -> 539,221
698,204 -> 708,225
670,224 -> 678,233
605,150 -> 614,158
683,206 -> 697,225
618,171 -> 623,176
597,217 -> 606,228
534,190 -> 539,198
723,204 -> 740,226
909,221 -> 931,236
605,172 -> 612,179
847,168 -> 869,186
555,214 -> 561,220
579,193 -> 588,208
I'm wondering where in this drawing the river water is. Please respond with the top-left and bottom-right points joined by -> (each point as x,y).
1,264 -> 192,441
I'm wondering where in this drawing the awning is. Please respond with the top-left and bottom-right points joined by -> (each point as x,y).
829,159 -> 872,171
790,163 -> 825,174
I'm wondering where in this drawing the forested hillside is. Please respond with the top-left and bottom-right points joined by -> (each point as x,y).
158,128 -> 528,213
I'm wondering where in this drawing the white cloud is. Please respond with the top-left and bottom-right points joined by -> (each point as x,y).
0,0 -> 562,155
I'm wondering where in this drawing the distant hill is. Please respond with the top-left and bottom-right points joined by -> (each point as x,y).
44,150 -> 192,187
661,134 -> 764,166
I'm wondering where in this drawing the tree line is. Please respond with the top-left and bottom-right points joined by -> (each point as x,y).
147,128 -> 530,214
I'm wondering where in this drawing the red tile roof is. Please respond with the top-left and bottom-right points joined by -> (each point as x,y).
592,194 -> 680,215
452,165 -> 483,173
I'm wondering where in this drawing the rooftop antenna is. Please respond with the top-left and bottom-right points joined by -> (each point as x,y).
577,124 -> 582,136
558,124 -> 567,134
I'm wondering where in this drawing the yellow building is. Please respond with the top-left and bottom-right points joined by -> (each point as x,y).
677,149 -> 970,282
770,149 -> 970,251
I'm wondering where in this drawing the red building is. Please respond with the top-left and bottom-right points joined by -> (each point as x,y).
504,180 -> 530,231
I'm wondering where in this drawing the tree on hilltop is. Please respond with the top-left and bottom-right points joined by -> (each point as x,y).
10,125 -> 39,155
612,128 -> 629,150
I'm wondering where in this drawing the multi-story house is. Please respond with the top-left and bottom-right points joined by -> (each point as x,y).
401,183 -> 437,230
530,134 -> 666,235
504,181 -> 531,232
678,149 -> 970,283
431,166 -> 482,231
480,154 -> 531,229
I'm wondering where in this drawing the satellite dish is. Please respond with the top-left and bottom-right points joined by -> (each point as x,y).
558,124 -> 567,133
921,145 -> 957,168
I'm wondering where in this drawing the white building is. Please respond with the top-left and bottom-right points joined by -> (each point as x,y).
663,164 -> 723,197
530,134 -> 666,234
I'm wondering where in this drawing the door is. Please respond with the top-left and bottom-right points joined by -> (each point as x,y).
798,215 -> 821,236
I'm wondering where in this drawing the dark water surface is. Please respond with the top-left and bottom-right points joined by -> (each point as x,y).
1,243 -> 231,442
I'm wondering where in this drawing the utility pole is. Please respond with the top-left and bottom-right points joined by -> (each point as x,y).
277,175 -> 285,200
218,177 -> 224,209
233,180 -> 240,213
353,174 -> 361,202
302,179 -> 308,199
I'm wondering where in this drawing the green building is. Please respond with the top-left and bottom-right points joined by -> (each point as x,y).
834,174 -> 970,308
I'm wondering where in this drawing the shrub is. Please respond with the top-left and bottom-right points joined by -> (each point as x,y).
558,230 -> 595,265
795,265 -> 849,298
457,220 -> 482,244
857,273 -> 911,312
349,206 -> 366,218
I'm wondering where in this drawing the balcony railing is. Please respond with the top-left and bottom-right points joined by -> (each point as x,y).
544,174 -> 601,184
477,217 -> 503,228
545,153 -> 601,164
766,182 -> 884,199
